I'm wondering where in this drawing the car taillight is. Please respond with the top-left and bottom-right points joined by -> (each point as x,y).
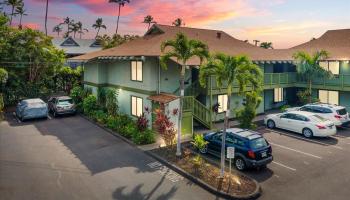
248,150 -> 255,159
316,124 -> 327,129
334,115 -> 342,119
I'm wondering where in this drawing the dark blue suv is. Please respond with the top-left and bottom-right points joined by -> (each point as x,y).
203,128 -> 273,171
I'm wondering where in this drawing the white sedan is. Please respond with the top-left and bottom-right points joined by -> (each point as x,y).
264,111 -> 336,138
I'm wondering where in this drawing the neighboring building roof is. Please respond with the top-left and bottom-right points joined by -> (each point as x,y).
148,93 -> 179,104
70,25 -> 350,63
53,37 -> 102,56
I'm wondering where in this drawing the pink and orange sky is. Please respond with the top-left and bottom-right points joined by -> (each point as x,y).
4,0 -> 350,48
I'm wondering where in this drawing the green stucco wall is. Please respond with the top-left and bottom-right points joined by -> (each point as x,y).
182,111 -> 193,136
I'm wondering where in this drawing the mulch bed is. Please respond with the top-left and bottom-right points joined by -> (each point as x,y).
151,145 -> 258,197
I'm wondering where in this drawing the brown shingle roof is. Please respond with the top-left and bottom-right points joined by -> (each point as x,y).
147,93 -> 178,104
71,25 -> 350,63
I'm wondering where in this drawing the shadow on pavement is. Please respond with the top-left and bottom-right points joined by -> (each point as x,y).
112,175 -> 178,200
4,113 -> 158,175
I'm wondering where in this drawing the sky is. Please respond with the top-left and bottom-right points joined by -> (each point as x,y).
3,0 -> 350,48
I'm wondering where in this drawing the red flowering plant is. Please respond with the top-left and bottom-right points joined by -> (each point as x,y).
136,113 -> 149,132
154,108 -> 176,146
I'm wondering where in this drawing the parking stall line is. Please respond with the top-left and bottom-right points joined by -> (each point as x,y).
272,161 -> 296,171
267,129 -> 344,150
269,142 -> 322,159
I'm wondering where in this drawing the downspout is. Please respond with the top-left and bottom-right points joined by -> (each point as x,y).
158,57 -> 161,94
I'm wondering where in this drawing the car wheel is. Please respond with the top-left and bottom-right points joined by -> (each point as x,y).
234,157 -> 246,171
267,120 -> 276,129
302,128 -> 313,138
199,145 -> 208,154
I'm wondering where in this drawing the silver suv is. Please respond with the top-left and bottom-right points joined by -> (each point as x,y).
286,103 -> 349,127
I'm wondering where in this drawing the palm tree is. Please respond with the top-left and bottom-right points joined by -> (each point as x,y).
68,22 -> 79,38
76,21 -> 88,39
92,18 -> 106,38
61,17 -> 72,37
293,50 -> 332,103
108,0 -> 130,34
199,53 -> 263,177
52,25 -> 62,36
160,33 -> 209,156
5,0 -> 22,25
15,3 -> 26,29
172,18 -> 184,27
260,42 -> 273,49
143,15 -> 156,30
44,0 -> 49,35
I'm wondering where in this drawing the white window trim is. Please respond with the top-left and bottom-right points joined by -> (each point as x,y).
274,88 -> 284,103
131,96 -> 143,116
319,61 -> 339,75
217,94 -> 228,113
131,61 -> 143,81
319,90 -> 339,105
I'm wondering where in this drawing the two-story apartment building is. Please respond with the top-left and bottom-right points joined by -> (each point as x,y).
70,25 -> 350,135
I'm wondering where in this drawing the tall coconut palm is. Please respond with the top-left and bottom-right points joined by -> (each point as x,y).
76,21 -> 88,39
260,42 -> 273,49
293,50 -> 332,103
52,25 -> 62,36
44,0 -> 48,35
5,0 -> 22,25
15,3 -> 26,29
143,15 -> 156,30
68,22 -> 79,38
61,17 -> 72,37
199,53 -> 263,177
92,18 -> 106,38
172,18 -> 184,27
108,0 -> 130,34
160,33 -> 209,156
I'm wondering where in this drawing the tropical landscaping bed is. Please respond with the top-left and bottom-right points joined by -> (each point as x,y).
150,145 -> 260,199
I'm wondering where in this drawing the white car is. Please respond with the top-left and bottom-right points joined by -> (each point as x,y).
264,111 -> 336,138
286,103 -> 350,127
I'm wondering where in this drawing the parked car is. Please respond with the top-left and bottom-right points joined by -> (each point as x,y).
265,111 -> 336,138
286,103 -> 350,127
48,96 -> 76,117
15,98 -> 48,121
203,128 -> 273,171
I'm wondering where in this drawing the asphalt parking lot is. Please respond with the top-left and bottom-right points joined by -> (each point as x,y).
0,114 -> 220,200
239,126 -> 350,200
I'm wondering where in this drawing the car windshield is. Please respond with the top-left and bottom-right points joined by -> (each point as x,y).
250,138 -> 268,149
337,108 -> 347,115
58,99 -> 73,104
309,114 -> 327,122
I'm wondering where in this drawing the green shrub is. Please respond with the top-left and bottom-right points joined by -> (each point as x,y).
120,122 -> 137,139
0,94 -> 4,113
191,134 -> 208,152
106,116 -> 118,130
94,110 -> 108,124
106,88 -> 119,116
280,104 -> 291,112
236,91 -> 262,129
97,87 -> 107,108
132,129 -> 156,145
83,95 -> 97,117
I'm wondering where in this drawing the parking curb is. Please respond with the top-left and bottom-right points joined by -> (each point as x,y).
144,150 -> 262,200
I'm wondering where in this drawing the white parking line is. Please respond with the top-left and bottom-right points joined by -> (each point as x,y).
269,142 -> 322,159
272,161 -> 296,171
48,115 -> 52,120
268,129 -> 343,150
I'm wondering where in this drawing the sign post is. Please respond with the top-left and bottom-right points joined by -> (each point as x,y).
227,147 -> 235,174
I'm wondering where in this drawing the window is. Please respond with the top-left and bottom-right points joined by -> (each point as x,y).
131,61 -> 143,81
217,95 -> 228,113
319,90 -> 339,105
131,96 -> 143,116
274,88 -> 283,102
320,61 -> 339,75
